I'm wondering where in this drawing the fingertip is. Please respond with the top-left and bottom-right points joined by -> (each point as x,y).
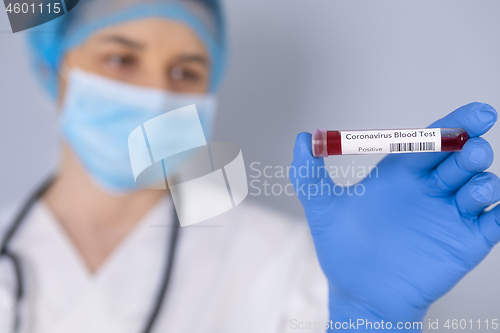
458,137 -> 494,172
468,173 -> 500,205
461,103 -> 497,137
294,132 -> 313,158
430,103 -> 497,139
296,132 -> 312,144
462,102 -> 497,116
479,204 -> 500,246
466,102 -> 496,112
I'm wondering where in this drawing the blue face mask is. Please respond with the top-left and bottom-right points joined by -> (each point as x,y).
59,69 -> 217,193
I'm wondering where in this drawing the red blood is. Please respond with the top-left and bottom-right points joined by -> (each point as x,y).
441,131 -> 468,152
326,131 -> 342,155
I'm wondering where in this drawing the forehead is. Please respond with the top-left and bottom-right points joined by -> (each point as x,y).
84,18 -> 208,55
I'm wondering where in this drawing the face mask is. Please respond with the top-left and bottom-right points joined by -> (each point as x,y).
59,69 -> 217,193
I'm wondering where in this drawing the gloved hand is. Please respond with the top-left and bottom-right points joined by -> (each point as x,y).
291,103 -> 500,332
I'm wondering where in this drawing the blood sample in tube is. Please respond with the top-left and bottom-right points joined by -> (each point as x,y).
312,128 -> 468,157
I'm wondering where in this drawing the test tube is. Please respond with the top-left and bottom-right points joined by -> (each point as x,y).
312,128 -> 468,157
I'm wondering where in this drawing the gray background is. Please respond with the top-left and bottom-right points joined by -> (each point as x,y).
1,0 -> 500,330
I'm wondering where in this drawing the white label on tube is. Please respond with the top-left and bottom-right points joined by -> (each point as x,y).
340,129 -> 442,155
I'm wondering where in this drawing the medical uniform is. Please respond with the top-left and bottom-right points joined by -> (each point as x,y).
0,197 -> 328,333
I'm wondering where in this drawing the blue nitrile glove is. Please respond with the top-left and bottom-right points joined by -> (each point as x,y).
291,102 -> 500,332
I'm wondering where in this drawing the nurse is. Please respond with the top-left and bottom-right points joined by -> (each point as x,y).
1,0 -> 329,332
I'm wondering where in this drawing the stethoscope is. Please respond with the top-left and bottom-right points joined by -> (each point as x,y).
0,176 -> 180,333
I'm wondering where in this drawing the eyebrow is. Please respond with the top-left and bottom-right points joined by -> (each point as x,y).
99,35 -> 146,49
99,36 -> 208,65
176,55 -> 209,66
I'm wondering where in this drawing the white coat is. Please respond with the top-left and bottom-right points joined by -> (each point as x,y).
0,196 -> 328,333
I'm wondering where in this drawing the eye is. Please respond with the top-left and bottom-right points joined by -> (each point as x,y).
170,66 -> 200,82
106,54 -> 137,69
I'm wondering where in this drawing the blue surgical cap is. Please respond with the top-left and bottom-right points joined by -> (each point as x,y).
27,0 -> 227,98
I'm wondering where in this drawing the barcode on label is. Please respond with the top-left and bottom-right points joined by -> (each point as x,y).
390,142 -> 436,152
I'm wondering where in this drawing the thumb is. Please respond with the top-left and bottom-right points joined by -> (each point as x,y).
291,132 -> 336,213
